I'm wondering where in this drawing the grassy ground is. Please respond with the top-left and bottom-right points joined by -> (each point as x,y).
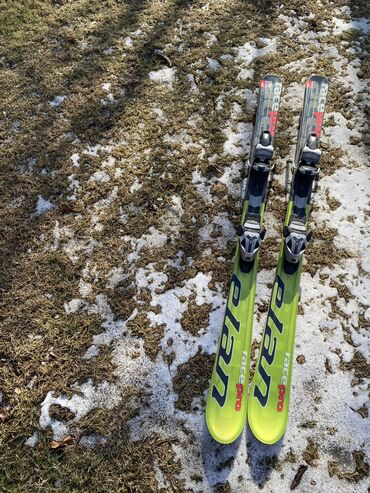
0,1 -> 369,492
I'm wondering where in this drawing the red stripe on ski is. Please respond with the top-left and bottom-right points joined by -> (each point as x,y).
314,111 -> 324,137
268,111 -> 278,136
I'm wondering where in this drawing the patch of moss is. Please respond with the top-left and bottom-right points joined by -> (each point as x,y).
127,313 -> 165,361
172,349 -> 213,412
49,405 -> 75,422
181,300 -> 212,336
284,450 -> 297,463
299,420 -> 317,429
340,350 -> 370,382
259,236 -> 280,271
326,190 -> 341,210
303,438 -> 319,466
304,226 -> 351,276
329,279 -> 353,303
328,451 -> 369,482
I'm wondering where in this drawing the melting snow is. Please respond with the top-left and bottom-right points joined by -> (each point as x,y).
40,380 -> 120,441
49,95 -> 66,107
207,57 -> 221,71
25,432 -> 39,447
332,16 -> 370,35
234,38 -> 277,79
35,196 -> 55,216
89,170 -> 110,182
79,434 -> 107,448
149,67 -> 176,88
106,267 -> 127,289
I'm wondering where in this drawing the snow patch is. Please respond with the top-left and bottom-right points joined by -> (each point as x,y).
35,196 -> 55,216
79,434 -> 107,448
149,68 -> 176,88
130,178 -> 143,193
207,57 -> 221,71
40,380 -> 120,441
25,432 -> 39,447
106,267 -> 127,289
89,171 -> 110,183
124,227 -> 167,263
332,16 -> 370,35
49,95 -> 66,107
71,153 -> 80,167
234,38 -> 276,79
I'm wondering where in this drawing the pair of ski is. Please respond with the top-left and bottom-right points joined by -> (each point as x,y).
206,74 -> 329,445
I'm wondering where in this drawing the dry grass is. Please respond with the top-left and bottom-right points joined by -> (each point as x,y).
304,226 -> 352,276
328,451 -> 369,482
302,438 -> 320,466
173,349 -> 213,412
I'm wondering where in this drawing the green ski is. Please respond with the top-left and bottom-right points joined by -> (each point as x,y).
206,75 -> 283,444
248,75 -> 329,444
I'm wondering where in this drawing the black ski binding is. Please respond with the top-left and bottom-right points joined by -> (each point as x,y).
283,220 -> 312,265
238,216 -> 266,263
253,130 -> 273,164
300,133 -> 321,166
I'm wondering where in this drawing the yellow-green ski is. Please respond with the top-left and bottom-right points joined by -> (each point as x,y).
206,75 -> 283,444
248,75 -> 329,444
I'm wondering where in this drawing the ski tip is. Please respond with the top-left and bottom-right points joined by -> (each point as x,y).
250,429 -> 285,446
206,390 -> 247,444
206,411 -> 245,444
247,410 -> 287,445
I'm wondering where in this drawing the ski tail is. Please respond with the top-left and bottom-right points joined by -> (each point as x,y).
294,75 -> 329,168
247,75 -> 329,445
206,75 -> 282,444
250,74 -> 282,166
284,75 -> 329,268
239,75 -> 283,266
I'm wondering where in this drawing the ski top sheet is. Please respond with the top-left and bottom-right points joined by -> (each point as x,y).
206,75 -> 283,444
248,75 -> 329,445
